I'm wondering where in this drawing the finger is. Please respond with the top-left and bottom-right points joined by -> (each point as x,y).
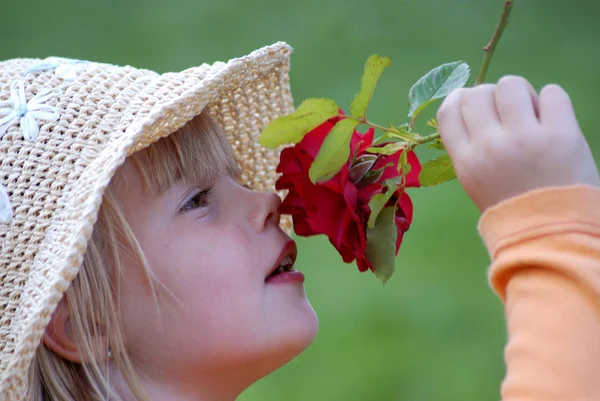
437,88 -> 470,158
539,84 -> 578,131
494,75 -> 540,127
460,84 -> 501,135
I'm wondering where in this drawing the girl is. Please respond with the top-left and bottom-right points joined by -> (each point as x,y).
0,42 -> 599,401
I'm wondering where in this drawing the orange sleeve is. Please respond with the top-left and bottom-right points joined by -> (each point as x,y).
478,185 -> 600,401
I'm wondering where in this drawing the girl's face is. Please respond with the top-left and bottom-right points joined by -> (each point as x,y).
111,161 -> 318,395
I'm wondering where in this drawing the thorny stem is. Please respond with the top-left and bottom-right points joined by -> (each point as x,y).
474,0 -> 515,85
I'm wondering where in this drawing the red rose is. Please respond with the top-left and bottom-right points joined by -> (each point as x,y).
275,115 -> 421,272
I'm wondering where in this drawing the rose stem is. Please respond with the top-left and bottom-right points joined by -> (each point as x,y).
474,0 -> 515,86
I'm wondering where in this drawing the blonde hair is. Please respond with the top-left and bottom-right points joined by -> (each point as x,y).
28,110 -> 240,401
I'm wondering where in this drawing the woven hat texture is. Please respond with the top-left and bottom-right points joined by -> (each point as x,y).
0,42 -> 295,399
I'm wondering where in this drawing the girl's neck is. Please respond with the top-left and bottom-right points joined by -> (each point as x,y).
107,362 -> 248,401
105,353 -> 293,401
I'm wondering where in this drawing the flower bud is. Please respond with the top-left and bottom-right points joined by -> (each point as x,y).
348,154 -> 379,185
356,167 -> 385,186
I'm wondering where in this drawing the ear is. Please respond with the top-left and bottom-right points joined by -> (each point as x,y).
42,298 -> 107,363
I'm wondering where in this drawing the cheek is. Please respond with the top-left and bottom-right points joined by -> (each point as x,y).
143,230 -> 266,342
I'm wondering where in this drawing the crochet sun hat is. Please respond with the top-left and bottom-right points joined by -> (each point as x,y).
0,41 -> 295,399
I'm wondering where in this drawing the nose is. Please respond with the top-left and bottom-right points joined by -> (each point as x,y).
245,189 -> 282,232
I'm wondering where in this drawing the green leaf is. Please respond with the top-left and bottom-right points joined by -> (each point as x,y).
259,98 -> 339,148
309,118 -> 359,183
350,55 -> 391,118
365,206 -> 398,284
426,118 -> 438,129
367,180 -> 399,228
408,61 -> 471,120
418,154 -> 457,187
366,142 -> 405,155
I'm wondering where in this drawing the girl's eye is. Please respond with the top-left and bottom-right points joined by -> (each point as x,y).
180,187 -> 213,212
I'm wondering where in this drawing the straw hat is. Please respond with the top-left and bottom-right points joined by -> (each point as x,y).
0,42 -> 295,399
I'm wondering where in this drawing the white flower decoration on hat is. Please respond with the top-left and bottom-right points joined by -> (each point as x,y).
24,59 -> 89,81
0,80 -> 60,141
0,183 -> 12,224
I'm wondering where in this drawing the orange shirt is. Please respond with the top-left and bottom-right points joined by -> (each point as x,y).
479,185 -> 600,401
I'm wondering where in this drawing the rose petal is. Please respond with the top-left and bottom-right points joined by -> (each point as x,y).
356,254 -> 373,272
397,191 -> 414,225
295,119 -> 337,158
395,231 -> 406,255
404,151 -> 422,188
352,127 -> 375,154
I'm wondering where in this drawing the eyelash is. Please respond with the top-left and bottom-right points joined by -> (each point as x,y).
180,187 -> 213,212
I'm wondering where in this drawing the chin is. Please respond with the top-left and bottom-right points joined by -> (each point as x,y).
257,297 -> 318,372
215,303 -> 318,388
276,298 -> 318,360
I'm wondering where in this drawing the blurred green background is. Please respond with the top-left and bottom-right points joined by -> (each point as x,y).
2,0 -> 598,400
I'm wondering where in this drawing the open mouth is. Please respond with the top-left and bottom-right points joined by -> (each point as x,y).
266,241 -> 297,281
266,255 -> 294,280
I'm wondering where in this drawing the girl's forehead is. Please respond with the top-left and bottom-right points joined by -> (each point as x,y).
120,111 -> 240,196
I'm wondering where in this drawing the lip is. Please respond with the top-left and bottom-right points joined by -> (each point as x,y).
265,270 -> 305,284
265,240 -> 299,282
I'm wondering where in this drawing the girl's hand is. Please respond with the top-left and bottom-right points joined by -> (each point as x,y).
436,75 -> 600,212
